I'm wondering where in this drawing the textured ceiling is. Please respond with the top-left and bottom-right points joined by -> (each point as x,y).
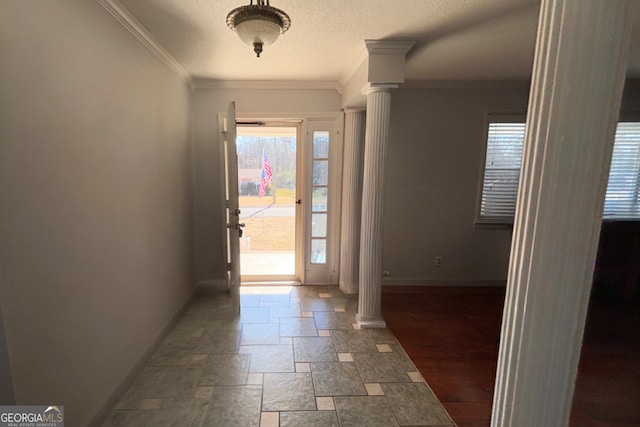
118,0 -> 640,83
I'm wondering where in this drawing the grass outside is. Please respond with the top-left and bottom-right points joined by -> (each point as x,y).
241,189 -> 296,251
242,217 -> 295,251
240,189 -> 296,207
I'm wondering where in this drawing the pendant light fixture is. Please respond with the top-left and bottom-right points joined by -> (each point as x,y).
226,0 -> 291,58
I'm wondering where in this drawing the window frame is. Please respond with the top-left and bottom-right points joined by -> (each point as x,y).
474,113 -> 526,227
603,112 -> 640,221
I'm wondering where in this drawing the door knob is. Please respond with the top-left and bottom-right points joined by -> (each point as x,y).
296,199 -> 301,205
236,222 -> 245,237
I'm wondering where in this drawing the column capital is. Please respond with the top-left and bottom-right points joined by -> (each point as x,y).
343,107 -> 366,114
365,39 -> 415,55
364,39 -> 415,85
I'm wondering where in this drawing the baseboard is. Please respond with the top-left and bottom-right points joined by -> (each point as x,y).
88,287 -> 196,426
197,279 -> 228,293
382,278 -> 507,287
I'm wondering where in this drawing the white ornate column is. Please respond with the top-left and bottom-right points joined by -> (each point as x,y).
356,40 -> 414,328
491,1 -> 637,426
339,109 -> 366,295
357,87 -> 394,327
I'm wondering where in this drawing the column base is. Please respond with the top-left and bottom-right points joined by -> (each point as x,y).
339,282 -> 358,295
356,313 -> 387,329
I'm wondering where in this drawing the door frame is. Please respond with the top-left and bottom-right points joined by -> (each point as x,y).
220,111 -> 344,285
235,121 -> 303,283
303,117 -> 344,285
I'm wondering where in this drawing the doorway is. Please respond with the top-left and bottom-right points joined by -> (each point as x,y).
237,125 -> 300,281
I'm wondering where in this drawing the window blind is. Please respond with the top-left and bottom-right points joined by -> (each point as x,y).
479,121 -> 640,222
603,122 -> 640,219
480,123 -> 525,221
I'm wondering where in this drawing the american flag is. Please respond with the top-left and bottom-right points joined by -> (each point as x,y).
258,153 -> 273,197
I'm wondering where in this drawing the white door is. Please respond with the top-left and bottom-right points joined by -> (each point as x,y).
222,102 -> 242,309
303,117 -> 343,284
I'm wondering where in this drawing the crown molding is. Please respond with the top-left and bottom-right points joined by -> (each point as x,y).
191,79 -> 341,92
339,45 -> 368,90
365,39 -> 415,55
96,0 -> 191,83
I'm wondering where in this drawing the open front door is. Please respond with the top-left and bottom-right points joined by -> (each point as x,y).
222,102 -> 242,309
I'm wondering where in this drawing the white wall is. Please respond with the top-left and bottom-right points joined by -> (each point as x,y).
380,82 -> 640,285
382,84 -> 530,284
191,86 -> 341,282
0,1 -> 193,425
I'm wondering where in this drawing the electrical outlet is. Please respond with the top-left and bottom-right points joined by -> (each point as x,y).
435,256 -> 443,267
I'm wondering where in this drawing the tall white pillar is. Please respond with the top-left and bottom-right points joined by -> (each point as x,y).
491,1 -> 637,426
354,39 -> 413,327
357,85 -> 395,328
339,110 -> 366,295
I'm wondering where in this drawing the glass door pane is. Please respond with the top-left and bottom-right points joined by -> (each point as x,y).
237,126 -> 298,278
310,131 -> 329,264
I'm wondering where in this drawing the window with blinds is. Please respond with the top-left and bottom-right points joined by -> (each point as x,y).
478,120 -> 640,223
604,122 -> 640,219
479,122 -> 526,221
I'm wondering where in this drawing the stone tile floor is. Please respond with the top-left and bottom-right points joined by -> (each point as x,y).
103,285 -> 455,427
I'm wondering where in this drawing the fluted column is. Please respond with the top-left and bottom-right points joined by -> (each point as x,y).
357,85 -> 395,328
491,0 -> 636,425
339,109 -> 366,295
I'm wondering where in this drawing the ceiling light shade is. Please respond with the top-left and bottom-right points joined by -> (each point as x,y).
226,0 -> 291,58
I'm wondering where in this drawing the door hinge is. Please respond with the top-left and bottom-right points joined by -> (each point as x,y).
226,262 -> 232,271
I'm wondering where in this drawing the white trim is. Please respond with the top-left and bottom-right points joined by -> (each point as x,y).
356,315 -> 387,329
96,0 -> 191,83
403,80 -> 531,90
382,278 -> 507,287
191,79 -> 341,92
235,112 -> 339,121
303,115 -> 345,285
364,39 -> 415,55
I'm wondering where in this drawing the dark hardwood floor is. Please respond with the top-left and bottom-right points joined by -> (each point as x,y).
382,286 -> 640,427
